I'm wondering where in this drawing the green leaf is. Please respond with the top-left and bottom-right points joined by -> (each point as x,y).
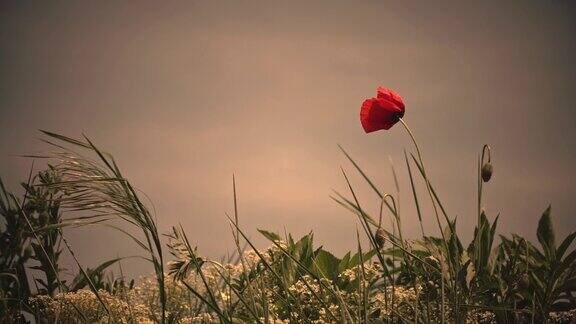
258,229 -> 282,242
537,205 -> 556,261
557,249 -> 576,275
313,250 -> 341,281
338,145 -> 383,199
489,214 -> 499,247
557,232 -> 576,260
69,257 -> 125,291
349,249 -> 377,268
338,252 -> 351,273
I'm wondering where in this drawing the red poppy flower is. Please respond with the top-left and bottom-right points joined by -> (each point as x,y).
360,87 -> 405,133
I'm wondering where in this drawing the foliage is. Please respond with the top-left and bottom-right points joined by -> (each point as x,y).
0,169 -> 124,322
1,131 -> 575,323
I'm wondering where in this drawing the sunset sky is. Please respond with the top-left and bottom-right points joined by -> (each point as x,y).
1,1 -> 575,278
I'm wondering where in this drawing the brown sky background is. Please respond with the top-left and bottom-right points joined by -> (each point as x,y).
1,1 -> 575,278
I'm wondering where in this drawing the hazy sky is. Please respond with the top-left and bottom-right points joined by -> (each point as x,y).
1,1 -> 575,278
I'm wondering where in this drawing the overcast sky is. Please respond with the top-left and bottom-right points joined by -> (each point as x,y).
1,0 -> 575,278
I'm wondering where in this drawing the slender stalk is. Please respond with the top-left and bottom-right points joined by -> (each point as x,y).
340,168 -> 394,282
356,229 -> 368,324
398,118 -> 448,323
230,178 -> 259,314
405,150 -> 425,237
398,118 -> 447,243
197,265 -> 228,323
207,261 -> 263,323
58,230 -> 112,317
476,145 -> 491,270
180,280 -> 230,322
224,215 -> 308,322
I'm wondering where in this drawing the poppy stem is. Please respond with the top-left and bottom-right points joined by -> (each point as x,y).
398,118 -> 447,239
398,117 -> 450,324
475,144 -> 491,274
478,145 -> 491,228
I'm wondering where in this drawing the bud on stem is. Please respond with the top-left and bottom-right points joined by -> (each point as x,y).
375,228 -> 386,249
481,145 -> 493,183
481,163 -> 493,182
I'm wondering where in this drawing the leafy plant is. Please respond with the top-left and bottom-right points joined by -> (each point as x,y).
525,206 -> 575,321
36,131 -> 169,323
2,127 -> 575,323
1,169 -> 69,322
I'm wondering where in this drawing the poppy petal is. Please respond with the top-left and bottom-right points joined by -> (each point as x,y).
377,87 -> 405,110
361,98 -> 402,133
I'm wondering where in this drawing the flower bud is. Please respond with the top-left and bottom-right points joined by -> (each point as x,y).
375,228 -> 386,249
481,163 -> 493,182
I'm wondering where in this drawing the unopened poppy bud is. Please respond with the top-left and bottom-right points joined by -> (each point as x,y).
375,228 -> 386,249
481,163 -> 493,182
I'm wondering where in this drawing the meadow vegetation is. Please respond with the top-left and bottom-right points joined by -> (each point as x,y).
1,129 -> 575,323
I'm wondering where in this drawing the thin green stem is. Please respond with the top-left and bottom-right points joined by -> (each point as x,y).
405,150 -> 426,237
399,118 -> 447,242
399,118 -> 448,324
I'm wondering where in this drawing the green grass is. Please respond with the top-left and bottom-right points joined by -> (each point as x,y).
1,128 -> 575,323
